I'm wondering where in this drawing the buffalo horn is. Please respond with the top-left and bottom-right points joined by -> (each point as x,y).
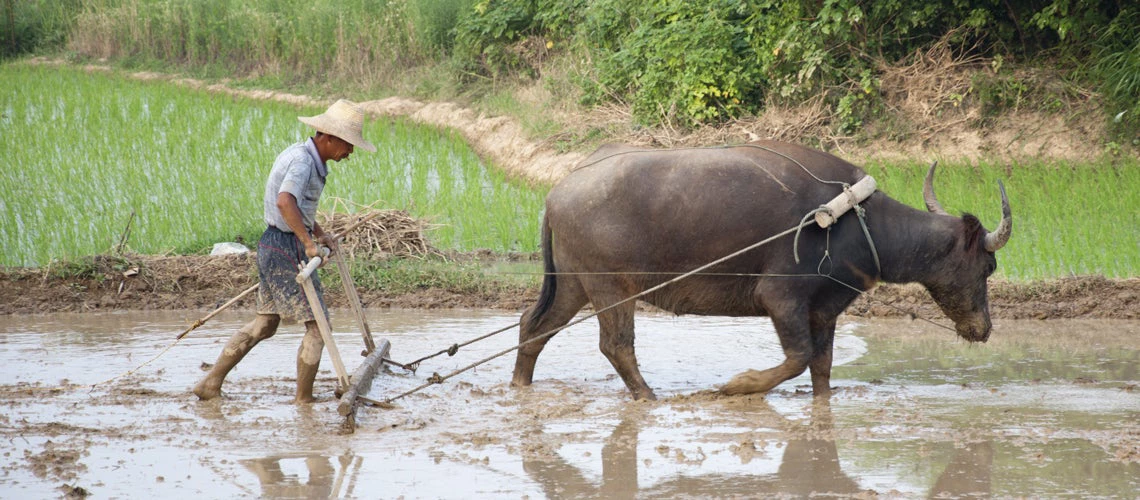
923,161 -> 949,215
984,181 -> 1013,252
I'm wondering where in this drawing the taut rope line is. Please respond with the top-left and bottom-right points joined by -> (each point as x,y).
395,321 -> 521,373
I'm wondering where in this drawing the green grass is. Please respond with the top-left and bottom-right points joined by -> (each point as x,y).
863,159 -> 1140,279
0,62 -> 547,267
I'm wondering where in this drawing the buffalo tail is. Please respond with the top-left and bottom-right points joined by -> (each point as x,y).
525,212 -> 557,326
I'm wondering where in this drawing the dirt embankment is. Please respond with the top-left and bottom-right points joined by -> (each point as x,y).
1,253 -> 1136,320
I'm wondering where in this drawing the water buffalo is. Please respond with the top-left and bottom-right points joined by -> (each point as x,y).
512,140 -> 1012,400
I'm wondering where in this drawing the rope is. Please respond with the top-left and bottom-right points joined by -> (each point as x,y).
89,337 -> 187,389
854,204 -> 881,274
793,207 -> 830,264
24,335 -> 190,395
395,321 -> 521,373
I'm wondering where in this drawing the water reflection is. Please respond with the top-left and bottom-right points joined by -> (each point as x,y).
242,452 -> 362,499
929,441 -> 993,499
520,399 -> 995,498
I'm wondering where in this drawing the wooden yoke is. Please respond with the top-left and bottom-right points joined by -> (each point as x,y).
814,176 -> 877,228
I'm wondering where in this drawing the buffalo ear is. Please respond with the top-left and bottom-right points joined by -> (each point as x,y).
960,213 -> 986,251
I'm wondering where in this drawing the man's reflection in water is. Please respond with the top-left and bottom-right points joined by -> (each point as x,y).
522,398 -> 993,498
243,454 -> 335,498
242,451 -> 361,499
929,441 -> 993,499
239,406 -> 364,498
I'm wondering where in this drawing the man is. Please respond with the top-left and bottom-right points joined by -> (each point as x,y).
194,99 -> 376,403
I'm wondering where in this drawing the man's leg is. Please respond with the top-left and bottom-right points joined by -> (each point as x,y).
295,320 -> 324,403
193,314 -> 280,400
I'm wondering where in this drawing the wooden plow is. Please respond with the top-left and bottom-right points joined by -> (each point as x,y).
293,214 -> 398,430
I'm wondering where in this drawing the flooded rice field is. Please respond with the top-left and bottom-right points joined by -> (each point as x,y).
1,309 -> 1137,498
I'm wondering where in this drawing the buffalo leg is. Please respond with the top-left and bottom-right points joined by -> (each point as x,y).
808,314 -> 837,396
721,301 -> 812,395
595,296 -> 655,401
512,276 -> 588,388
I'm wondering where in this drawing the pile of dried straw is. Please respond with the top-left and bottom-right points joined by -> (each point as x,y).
319,199 -> 441,260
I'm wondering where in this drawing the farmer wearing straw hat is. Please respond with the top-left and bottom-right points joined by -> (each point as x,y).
194,99 -> 376,403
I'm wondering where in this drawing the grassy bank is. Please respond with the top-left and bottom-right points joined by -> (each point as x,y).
0,62 -> 546,268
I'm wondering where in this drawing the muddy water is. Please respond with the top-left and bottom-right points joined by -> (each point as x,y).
1,310 -> 1137,498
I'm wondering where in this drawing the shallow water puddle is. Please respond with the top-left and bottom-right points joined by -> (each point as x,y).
0,311 -> 1136,497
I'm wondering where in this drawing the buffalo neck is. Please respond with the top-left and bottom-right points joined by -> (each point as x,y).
864,193 -> 962,286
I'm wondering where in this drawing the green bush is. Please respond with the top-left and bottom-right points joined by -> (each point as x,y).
11,0 -> 1137,137
589,1 -> 761,126
452,0 -> 537,77
1090,8 -> 1139,138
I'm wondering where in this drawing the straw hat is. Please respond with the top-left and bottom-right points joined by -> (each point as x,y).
298,99 -> 376,152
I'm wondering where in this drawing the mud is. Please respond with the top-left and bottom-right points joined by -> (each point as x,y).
0,310 -> 1136,497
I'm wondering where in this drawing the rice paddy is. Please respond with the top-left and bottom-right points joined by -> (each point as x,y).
1,62 -> 1137,279
0,63 -> 546,267
863,159 -> 1140,279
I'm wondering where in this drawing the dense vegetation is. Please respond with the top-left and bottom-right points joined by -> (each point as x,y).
2,0 -> 1137,142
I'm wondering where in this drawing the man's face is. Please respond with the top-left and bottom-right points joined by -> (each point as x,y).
328,135 -> 354,162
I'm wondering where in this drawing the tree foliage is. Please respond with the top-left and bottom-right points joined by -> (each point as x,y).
454,0 -> 1136,131
7,0 -> 1136,136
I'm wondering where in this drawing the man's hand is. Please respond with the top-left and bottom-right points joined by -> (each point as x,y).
316,233 -> 338,256
303,239 -> 322,260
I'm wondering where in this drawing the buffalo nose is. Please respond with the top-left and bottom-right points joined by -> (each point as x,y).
958,321 -> 991,343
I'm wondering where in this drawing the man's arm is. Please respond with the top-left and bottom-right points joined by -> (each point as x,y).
311,220 -> 338,256
276,192 -> 320,259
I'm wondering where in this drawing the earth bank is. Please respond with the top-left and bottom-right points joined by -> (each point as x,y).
1,252 -> 1135,320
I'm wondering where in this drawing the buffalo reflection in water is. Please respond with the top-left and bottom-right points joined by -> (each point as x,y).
521,399 -> 993,498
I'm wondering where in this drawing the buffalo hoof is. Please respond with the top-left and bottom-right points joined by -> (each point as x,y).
720,369 -> 777,396
192,379 -> 222,400
631,392 -> 657,402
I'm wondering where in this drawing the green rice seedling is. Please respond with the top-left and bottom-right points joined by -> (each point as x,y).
0,63 -> 547,267
863,158 -> 1140,279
